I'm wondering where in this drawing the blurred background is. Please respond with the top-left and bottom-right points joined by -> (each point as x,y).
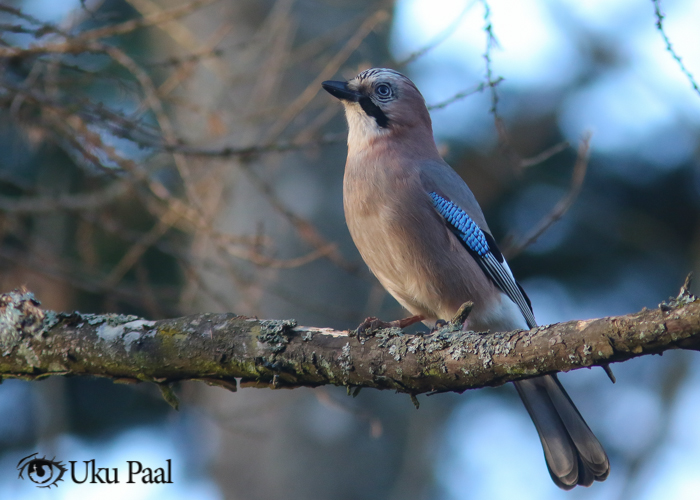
0,0 -> 699,498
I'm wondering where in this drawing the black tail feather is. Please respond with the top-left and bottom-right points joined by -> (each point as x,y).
514,374 -> 609,489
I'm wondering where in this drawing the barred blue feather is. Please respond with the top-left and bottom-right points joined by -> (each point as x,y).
429,192 -> 489,256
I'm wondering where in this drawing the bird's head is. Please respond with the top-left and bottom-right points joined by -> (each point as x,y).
322,68 -> 433,145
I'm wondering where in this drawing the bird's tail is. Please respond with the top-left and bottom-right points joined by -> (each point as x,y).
514,374 -> 609,490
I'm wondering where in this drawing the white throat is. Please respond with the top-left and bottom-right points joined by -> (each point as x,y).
344,103 -> 389,149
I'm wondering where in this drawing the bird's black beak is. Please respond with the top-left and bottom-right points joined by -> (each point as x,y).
322,80 -> 361,102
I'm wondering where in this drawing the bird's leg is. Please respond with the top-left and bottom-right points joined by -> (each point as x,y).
353,314 -> 425,339
392,314 -> 426,328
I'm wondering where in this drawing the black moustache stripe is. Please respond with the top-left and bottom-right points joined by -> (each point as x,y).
358,96 -> 389,128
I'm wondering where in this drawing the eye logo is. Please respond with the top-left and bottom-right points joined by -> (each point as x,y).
17,453 -> 67,488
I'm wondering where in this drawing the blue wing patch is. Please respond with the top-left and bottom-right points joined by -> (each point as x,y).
429,191 -> 537,329
429,192 -> 489,257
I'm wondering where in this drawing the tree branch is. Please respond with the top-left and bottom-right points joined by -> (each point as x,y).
1,285 -> 698,402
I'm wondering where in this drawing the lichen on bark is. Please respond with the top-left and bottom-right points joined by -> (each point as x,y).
0,284 -> 698,404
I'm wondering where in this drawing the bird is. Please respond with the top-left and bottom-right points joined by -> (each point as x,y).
321,68 -> 609,490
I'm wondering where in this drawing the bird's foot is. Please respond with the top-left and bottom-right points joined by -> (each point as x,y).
430,319 -> 448,333
353,317 -> 390,339
352,314 -> 425,341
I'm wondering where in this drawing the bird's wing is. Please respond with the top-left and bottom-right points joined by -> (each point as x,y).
419,161 -> 537,329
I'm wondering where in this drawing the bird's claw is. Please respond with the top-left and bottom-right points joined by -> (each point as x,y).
352,314 -> 426,341
430,319 -> 448,332
353,316 -> 390,340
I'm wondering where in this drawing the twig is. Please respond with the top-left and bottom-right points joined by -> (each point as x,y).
0,248 -> 183,314
503,132 -> 591,259
237,160 -> 359,274
102,207 -> 182,289
427,78 -> 503,110
397,0 -> 478,67
480,0 -> 501,118
145,49 -> 224,68
0,5 -> 65,34
652,0 -> 700,97
155,23 -> 232,98
154,132 -> 346,157
0,182 -> 128,214
287,7 -> 377,66
264,9 -> 389,141
519,141 -> 569,168
478,0 -> 518,164
124,0 -> 225,76
46,113 -> 321,272
77,0 -> 220,42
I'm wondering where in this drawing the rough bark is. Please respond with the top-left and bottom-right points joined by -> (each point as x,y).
0,286 -> 698,406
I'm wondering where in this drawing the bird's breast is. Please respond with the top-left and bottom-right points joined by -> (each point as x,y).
341,158 -> 505,325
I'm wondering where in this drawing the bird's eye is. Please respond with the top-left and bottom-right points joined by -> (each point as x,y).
17,453 -> 67,489
375,84 -> 391,98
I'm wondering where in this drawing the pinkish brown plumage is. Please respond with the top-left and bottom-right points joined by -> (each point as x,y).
323,68 -> 609,489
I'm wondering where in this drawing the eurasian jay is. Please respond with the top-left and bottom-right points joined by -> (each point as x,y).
322,68 -> 609,490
